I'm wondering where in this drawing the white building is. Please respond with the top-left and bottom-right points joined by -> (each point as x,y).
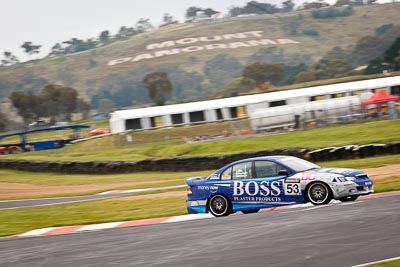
110,76 -> 400,133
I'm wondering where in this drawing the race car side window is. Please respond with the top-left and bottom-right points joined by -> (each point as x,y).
254,161 -> 286,178
232,162 -> 253,180
221,167 -> 232,180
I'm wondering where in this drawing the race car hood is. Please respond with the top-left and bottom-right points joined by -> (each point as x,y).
311,168 -> 365,177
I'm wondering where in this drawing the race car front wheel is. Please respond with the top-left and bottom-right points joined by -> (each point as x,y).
307,182 -> 332,205
208,195 -> 231,217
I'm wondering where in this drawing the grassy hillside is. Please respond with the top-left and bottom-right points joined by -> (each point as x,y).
1,3 -> 400,103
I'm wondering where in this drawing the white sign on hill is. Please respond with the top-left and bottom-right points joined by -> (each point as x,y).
108,31 -> 300,66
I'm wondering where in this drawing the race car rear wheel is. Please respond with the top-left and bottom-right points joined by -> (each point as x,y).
340,195 -> 359,202
242,209 -> 260,214
306,182 -> 332,205
208,195 -> 231,217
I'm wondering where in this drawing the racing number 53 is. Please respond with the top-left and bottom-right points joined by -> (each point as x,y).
284,182 -> 301,195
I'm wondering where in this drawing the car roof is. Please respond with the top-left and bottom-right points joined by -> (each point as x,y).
212,155 -> 295,175
231,155 -> 293,164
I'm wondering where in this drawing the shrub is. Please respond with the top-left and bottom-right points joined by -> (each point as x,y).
376,24 -> 394,36
303,29 -> 319,36
312,6 -> 354,19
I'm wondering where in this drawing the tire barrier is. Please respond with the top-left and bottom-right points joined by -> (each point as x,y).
0,147 -> 309,174
0,142 -> 398,174
308,142 -> 400,162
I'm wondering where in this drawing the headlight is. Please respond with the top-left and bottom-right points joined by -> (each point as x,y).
337,176 -> 355,182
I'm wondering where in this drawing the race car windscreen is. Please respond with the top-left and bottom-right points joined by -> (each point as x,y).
278,157 -> 321,172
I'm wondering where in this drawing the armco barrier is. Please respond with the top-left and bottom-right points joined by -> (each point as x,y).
0,143 -> 399,174
0,148 -> 309,174
308,142 -> 400,162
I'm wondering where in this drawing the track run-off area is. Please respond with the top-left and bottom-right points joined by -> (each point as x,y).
0,191 -> 399,267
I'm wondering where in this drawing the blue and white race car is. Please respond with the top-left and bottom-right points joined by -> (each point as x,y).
185,156 -> 374,217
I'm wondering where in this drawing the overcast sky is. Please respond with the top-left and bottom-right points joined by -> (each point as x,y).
1,0 -> 291,61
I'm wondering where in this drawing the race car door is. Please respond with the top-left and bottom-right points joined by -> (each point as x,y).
230,160 -> 287,207
254,160 -> 301,203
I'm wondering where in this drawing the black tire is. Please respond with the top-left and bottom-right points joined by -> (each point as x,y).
340,195 -> 359,202
242,209 -> 260,214
208,195 -> 231,217
306,182 -> 332,205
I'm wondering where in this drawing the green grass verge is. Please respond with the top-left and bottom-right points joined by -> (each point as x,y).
0,169 -> 211,186
0,190 -> 187,237
366,259 -> 400,267
2,120 -> 399,161
0,169 -> 212,200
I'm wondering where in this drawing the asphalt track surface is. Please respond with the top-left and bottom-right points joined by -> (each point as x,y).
1,195 -> 399,267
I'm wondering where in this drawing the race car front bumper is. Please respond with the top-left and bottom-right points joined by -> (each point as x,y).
331,181 -> 374,199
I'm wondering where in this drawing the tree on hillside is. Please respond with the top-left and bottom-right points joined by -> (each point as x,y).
9,92 -> 40,123
246,1 -> 278,14
1,52 -> 19,66
0,112 -> 9,132
280,63 -> 309,85
135,18 -> 153,33
223,77 -> 256,95
49,43 -> 65,56
294,71 -> 316,83
300,1 -> 330,10
365,37 -> 400,74
77,99 -> 91,120
10,84 -> 82,124
242,62 -> 283,85
90,90 -> 113,109
115,26 -> 138,40
229,1 -> 278,16
98,98 -> 114,114
142,72 -> 173,106
99,30 -> 111,45
41,84 -> 79,122
203,8 -> 220,17
185,6 -> 203,18
294,59 -> 354,82
161,13 -> 178,26
282,0 -> 295,12
383,37 -> 400,70
62,38 -> 96,54
334,0 -> 363,6
21,42 -> 41,57
203,54 -> 243,90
